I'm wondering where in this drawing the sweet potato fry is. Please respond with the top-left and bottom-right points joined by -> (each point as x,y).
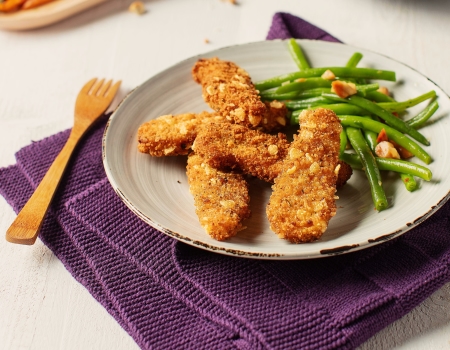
0,0 -> 26,12
22,0 -> 54,10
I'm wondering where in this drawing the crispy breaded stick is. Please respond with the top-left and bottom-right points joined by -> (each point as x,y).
192,57 -> 268,128
193,121 -> 352,186
260,100 -> 288,132
193,122 -> 290,183
137,111 -> 227,156
186,153 -> 251,241
266,108 -> 342,243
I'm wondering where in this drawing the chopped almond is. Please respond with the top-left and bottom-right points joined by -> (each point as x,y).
390,140 -> 414,159
377,86 -> 390,96
375,141 -> 400,159
331,81 -> 357,98
129,1 -> 146,14
321,69 -> 336,80
376,128 -> 388,143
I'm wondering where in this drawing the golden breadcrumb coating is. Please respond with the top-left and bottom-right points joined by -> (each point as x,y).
193,121 -> 352,186
186,153 -> 251,241
260,100 -> 288,132
192,57 -> 267,128
137,111 -> 227,156
193,122 -> 290,183
266,108 -> 342,243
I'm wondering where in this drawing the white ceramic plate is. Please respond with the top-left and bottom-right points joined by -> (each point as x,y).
103,40 -> 450,260
0,0 -> 106,31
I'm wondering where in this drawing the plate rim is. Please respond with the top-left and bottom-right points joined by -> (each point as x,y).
102,39 -> 450,260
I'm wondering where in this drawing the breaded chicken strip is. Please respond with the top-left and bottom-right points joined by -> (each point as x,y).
186,153 -> 251,241
192,57 -> 287,131
193,121 -> 352,187
260,100 -> 288,132
137,111 -> 227,156
193,122 -> 290,183
266,108 -> 342,243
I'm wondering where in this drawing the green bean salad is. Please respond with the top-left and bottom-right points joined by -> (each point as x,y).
255,39 -> 437,211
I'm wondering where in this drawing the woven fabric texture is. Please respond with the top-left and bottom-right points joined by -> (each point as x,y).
1,12 -> 449,350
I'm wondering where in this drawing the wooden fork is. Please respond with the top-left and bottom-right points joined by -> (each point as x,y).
6,78 -> 121,245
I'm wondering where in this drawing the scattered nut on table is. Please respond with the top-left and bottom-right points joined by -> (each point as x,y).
129,1 -> 146,15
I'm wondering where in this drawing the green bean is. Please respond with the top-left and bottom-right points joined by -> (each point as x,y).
321,93 -> 351,103
325,94 -> 430,146
378,90 -> 436,112
288,87 -> 332,99
278,80 -> 380,96
345,53 -> 365,84
400,173 -> 418,192
340,128 -> 348,156
340,153 -> 432,181
316,104 -> 369,116
365,90 -> 396,103
378,158 -> 432,181
339,153 -> 364,169
346,127 -> 388,211
406,99 -> 439,129
254,67 -> 396,91
259,91 -> 300,101
357,83 -> 378,91
284,96 -> 332,110
290,104 -> 369,124
255,70 -> 325,91
323,92 -> 417,136
363,116 -> 379,151
346,52 -> 363,68
364,129 -> 378,151
259,87 -> 330,101
338,115 -> 432,164
352,95 -> 430,145
356,83 -> 380,95
287,38 -> 310,70
276,78 -> 332,94
324,91 -> 391,107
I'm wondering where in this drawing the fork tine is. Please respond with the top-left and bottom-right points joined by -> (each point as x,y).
98,79 -> 112,97
105,80 -> 122,100
90,78 -> 105,96
80,78 -> 98,94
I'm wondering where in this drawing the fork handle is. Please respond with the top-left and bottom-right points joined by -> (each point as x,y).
6,126 -> 87,245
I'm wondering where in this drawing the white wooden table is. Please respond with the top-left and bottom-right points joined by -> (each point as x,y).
1,0 -> 449,348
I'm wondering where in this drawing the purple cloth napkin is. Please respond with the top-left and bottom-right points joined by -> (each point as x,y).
1,13 -> 450,350
267,12 -> 340,42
